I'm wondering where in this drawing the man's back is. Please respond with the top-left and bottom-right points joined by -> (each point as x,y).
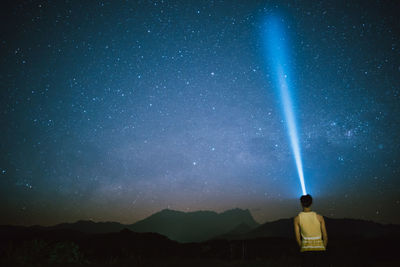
294,194 -> 328,251
297,211 -> 326,252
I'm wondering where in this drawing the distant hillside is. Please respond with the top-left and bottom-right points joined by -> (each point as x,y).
215,222 -> 254,240
245,218 -> 294,239
324,217 -> 400,238
38,220 -> 126,234
214,217 -> 400,240
2,210 -> 399,244
0,208 -> 259,243
129,208 -> 260,242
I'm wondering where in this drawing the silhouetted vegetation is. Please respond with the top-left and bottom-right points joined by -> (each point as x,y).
1,214 -> 400,266
1,228 -> 399,266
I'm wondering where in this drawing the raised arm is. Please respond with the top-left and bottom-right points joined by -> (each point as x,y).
294,216 -> 301,248
318,214 -> 328,248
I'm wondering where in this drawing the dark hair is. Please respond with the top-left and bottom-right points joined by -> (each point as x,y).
300,194 -> 313,207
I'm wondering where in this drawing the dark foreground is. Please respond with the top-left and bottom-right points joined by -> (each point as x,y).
1,227 -> 399,267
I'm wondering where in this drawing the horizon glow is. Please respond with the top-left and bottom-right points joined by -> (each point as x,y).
263,15 -> 307,195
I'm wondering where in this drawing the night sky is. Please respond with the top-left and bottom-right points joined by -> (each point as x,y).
1,0 -> 399,226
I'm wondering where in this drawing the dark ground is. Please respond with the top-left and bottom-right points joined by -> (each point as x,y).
1,227 -> 399,266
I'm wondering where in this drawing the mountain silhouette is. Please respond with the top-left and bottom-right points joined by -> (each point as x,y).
35,220 -> 126,234
3,209 -> 399,243
214,217 -> 400,240
1,210 -> 400,266
129,208 -> 259,242
214,222 -> 254,240
1,208 -> 259,243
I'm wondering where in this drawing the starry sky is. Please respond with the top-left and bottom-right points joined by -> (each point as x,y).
1,0 -> 399,226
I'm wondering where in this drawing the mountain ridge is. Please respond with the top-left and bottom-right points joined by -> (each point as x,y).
128,208 -> 259,242
2,208 -> 399,243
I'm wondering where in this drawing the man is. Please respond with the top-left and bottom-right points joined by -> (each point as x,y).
294,194 -> 328,266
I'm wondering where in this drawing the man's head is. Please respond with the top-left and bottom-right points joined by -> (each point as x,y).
300,194 -> 313,208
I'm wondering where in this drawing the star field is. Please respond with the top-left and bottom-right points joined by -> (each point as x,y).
1,0 -> 399,225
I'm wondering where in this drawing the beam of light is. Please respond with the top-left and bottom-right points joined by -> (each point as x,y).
263,15 -> 307,195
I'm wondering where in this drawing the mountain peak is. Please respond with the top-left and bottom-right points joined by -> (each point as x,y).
220,208 -> 250,215
159,209 -> 181,214
75,220 -> 95,224
129,208 -> 259,242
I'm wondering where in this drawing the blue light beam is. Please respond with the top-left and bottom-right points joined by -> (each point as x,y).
263,15 -> 307,195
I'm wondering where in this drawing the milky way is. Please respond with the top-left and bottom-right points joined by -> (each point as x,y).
1,0 -> 399,225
